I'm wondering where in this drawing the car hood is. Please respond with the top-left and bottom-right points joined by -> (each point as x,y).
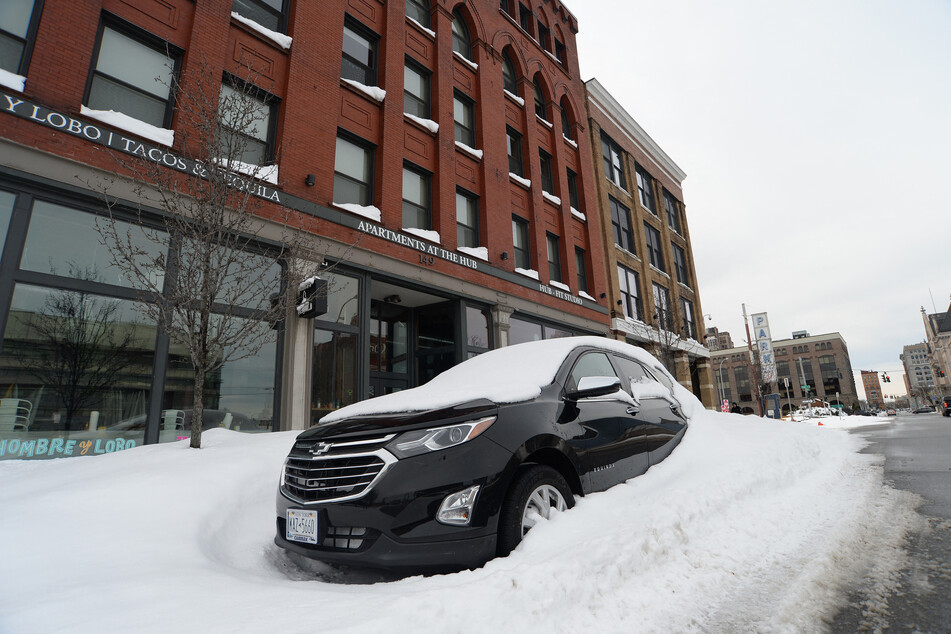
298,399 -> 498,441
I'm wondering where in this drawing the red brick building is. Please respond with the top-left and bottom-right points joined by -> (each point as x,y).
0,0 -> 610,456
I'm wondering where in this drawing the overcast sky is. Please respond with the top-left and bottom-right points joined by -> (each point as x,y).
571,0 -> 951,398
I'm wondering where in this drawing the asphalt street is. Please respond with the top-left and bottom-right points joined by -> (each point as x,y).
831,411 -> 951,633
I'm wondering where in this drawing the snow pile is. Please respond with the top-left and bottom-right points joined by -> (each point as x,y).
458,246 -> 488,261
80,105 -> 174,146
0,68 -> 26,92
342,79 -> 385,102
333,202 -> 381,222
231,12 -> 292,49
0,407 -> 920,633
402,227 -> 440,244
404,113 -> 438,134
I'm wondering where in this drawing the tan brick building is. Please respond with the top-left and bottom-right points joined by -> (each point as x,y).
584,78 -> 714,407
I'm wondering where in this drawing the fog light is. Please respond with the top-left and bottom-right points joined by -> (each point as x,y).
436,485 -> 480,526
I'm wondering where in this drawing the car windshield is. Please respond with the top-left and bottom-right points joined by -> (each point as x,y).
320,336 -> 676,423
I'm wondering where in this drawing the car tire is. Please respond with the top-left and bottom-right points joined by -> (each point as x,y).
497,465 -> 574,556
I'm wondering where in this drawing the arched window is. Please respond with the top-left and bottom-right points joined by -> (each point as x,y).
532,74 -> 546,119
560,97 -> 572,139
502,50 -> 518,94
452,9 -> 471,59
406,0 -> 430,28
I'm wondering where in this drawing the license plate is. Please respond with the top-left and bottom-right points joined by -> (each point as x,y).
286,509 -> 318,544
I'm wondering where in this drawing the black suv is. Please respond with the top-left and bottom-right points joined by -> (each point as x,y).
275,337 -> 690,572
941,396 -> 951,417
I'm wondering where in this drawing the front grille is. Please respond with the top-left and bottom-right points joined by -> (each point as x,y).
281,435 -> 396,504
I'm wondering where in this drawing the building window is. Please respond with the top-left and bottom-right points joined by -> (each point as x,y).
218,79 -> 277,166
644,222 -> 665,272
537,23 -> 551,51
546,233 -> 561,283
85,22 -> 181,129
652,282 -> 671,329
512,215 -> 530,269
566,168 -> 580,210
533,75 -> 547,120
403,59 -> 430,118
518,3 -> 534,36
610,197 -> 635,254
672,243 -> 689,286
506,127 -> 523,176
575,247 -> 588,294
451,9 -> 472,60
560,101 -> 573,139
664,189 -> 682,234
402,164 -> 431,229
680,297 -> 696,339
0,0 -> 42,75
456,189 -> 479,248
453,91 -> 475,146
539,150 -> 554,195
406,0 -> 430,28
636,165 -> 656,213
341,19 -> 377,86
333,133 -> 373,206
502,50 -> 518,94
232,0 -> 288,33
499,0 -> 512,15
601,133 -> 626,189
618,264 -> 642,321
554,39 -> 566,64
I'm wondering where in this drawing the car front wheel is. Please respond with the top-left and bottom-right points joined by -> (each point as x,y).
497,465 -> 574,556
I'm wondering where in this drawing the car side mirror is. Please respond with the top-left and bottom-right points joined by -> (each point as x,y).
566,376 -> 622,400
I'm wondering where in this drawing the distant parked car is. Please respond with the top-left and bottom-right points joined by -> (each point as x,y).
886,408 -> 897,416
940,396 -> 951,417
913,406 -> 934,414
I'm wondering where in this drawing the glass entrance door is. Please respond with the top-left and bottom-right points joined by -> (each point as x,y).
369,299 -> 409,397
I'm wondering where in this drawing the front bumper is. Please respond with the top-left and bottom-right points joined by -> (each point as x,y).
274,435 -> 513,572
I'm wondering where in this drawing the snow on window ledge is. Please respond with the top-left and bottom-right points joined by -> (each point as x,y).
455,141 -> 483,160
504,90 -> 525,107
458,246 -> 488,261
536,115 -> 553,129
542,191 -> 561,206
404,113 -> 438,134
571,207 -> 586,222
213,158 -> 279,185
341,78 -> 385,102
403,227 -> 441,244
407,16 -> 435,38
333,202 -> 382,222
0,68 -> 26,92
579,290 -> 596,302
550,280 -> 571,292
453,51 -> 478,71
515,267 -> 539,280
649,265 -> 670,278
563,134 -> 578,148
231,12 -> 292,50
509,173 -> 531,189
80,106 -> 174,147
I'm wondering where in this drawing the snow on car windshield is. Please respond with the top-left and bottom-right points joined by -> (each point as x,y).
320,336 -> 699,423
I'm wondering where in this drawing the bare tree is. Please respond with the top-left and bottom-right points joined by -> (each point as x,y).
93,59 -> 322,448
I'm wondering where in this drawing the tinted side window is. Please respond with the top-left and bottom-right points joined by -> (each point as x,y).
612,356 -> 649,393
568,352 -> 617,391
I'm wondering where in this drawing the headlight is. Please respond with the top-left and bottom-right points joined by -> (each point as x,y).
387,416 -> 496,458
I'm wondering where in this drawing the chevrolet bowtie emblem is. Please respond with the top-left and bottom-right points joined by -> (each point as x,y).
310,442 -> 332,456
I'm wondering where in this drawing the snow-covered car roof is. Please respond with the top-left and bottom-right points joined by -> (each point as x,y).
320,336 -> 695,424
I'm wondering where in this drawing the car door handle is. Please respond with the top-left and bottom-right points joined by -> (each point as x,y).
669,403 -> 679,411
626,406 -> 639,415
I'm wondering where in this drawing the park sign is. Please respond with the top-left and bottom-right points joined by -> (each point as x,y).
752,312 -> 777,383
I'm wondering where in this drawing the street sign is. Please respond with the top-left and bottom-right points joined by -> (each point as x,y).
721,399 -> 729,413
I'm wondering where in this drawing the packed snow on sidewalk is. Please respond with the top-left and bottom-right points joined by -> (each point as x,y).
0,404 -> 921,632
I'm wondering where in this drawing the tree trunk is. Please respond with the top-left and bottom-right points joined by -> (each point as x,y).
191,369 -> 204,449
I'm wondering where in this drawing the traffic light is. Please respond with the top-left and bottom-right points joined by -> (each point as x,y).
881,374 -> 886,382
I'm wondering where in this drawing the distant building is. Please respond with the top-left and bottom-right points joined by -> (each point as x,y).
704,327 -> 734,352
921,301 -> 951,394
711,331 -> 859,414
900,343 -> 936,408
861,371 -> 885,410
584,78 -> 714,406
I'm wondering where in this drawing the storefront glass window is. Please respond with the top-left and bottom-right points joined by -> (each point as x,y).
321,271 -> 360,326
466,305 -> 489,350
509,317 -> 542,345
21,200 -> 167,289
0,190 -> 14,253
162,316 -> 275,442
312,330 -> 357,423
0,284 -> 155,460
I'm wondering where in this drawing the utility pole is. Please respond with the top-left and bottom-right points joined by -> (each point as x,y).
742,304 -> 764,416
